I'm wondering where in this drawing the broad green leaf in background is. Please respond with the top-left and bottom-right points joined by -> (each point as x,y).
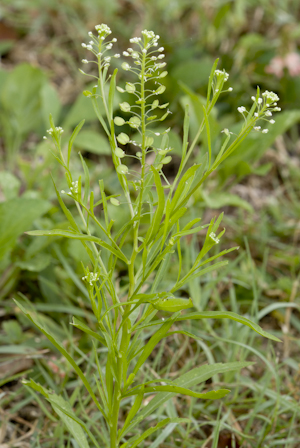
63,83 -> 120,129
171,57 -> 214,90
0,171 -> 21,200
201,191 -> 254,212
0,64 -> 46,143
40,83 -> 62,127
74,129 -> 111,155
0,198 -> 51,261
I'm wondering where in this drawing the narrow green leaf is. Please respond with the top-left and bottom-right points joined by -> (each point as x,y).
79,153 -> 90,207
145,166 -> 165,244
119,387 -> 145,439
181,104 -> 189,161
91,93 -> 110,137
130,312 -> 180,380
170,164 -> 200,214
203,106 -> 212,168
150,296 -> 193,313
26,229 -> 129,263
125,385 -> 230,400
71,317 -> 106,346
68,120 -> 85,167
121,418 -> 189,448
23,379 -> 100,448
15,300 -> 106,419
178,311 -> 281,342
123,361 -> 252,436
206,58 -> 219,107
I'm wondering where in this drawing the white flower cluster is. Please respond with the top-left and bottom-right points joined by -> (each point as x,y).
81,24 -> 120,71
236,90 -> 281,134
212,69 -> 232,94
46,126 -> 64,136
209,232 -> 220,244
262,90 -> 279,103
70,181 -> 78,194
95,24 -> 112,37
82,271 -> 99,286
214,69 -> 229,82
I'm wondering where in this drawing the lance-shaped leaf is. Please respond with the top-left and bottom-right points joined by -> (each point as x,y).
122,361 -> 253,437
149,296 -> 193,313
127,312 -> 180,385
68,119 -> 85,167
26,229 -> 129,263
119,386 -> 145,440
124,385 -> 230,400
177,311 -> 281,342
14,300 -> 106,420
71,317 -> 106,346
23,378 -> 99,448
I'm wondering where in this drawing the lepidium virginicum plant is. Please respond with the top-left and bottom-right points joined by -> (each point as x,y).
16,24 -> 281,448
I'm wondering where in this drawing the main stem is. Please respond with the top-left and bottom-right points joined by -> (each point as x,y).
110,45 -> 148,448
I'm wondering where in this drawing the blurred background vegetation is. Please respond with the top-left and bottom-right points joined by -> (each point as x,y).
0,0 -> 300,447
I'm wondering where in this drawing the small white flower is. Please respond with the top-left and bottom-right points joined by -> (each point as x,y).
106,43 -> 113,49
114,54 -> 120,58
262,129 -> 269,133
251,96 -> 256,101
104,56 -> 111,62
86,45 -> 93,50
209,232 -> 220,244
82,59 -> 89,64
81,43 -> 87,48
254,126 -> 261,131
43,136 -> 47,139
130,37 -> 140,43
112,38 -> 117,42
262,90 -> 279,103
221,128 -> 233,136
157,54 -> 165,59
123,51 -> 129,56
95,24 -> 112,36
254,112 -> 259,117
228,87 -> 233,92
151,56 -> 157,60
88,32 -> 93,37
269,119 -> 275,124
258,98 -> 263,104
142,49 -> 147,54
273,107 -> 281,111
158,47 -> 164,52
265,111 -> 272,116
237,106 -> 246,114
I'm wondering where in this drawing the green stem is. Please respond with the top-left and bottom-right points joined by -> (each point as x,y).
133,50 -> 147,253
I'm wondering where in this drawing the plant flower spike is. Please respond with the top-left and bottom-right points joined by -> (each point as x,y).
17,24 -> 281,448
